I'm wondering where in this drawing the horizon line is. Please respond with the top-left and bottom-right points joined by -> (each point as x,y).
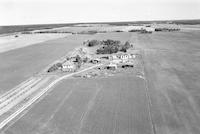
1,18 -> 200,27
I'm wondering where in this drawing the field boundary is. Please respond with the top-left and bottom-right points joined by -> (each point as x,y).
141,50 -> 157,134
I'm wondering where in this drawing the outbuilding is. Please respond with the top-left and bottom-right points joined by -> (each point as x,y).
105,63 -> 117,70
62,61 -> 76,72
90,58 -> 101,64
121,62 -> 134,68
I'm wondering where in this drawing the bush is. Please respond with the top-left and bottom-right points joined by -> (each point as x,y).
47,62 -> 62,72
87,40 -> 100,47
128,29 -> 141,32
120,46 -> 127,52
56,62 -> 62,68
102,39 -> 121,46
119,41 -> 131,52
75,55 -> 82,68
97,45 -> 119,54
47,64 -> 58,72
115,30 -> 123,32
124,41 -> 131,49
83,57 -> 89,63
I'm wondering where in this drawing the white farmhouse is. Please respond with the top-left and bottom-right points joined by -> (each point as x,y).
62,61 -> 75,72
117,53 -> 133,62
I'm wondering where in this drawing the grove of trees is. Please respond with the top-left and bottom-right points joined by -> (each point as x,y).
95,40 -> 132,54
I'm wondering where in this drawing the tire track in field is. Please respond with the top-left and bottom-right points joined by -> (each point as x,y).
141,49 -> 157,134
130,33 -> 156,134
41,89 -> 74,128
78,84 -> 102,134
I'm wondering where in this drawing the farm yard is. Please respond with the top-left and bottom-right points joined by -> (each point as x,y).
1,26 -> 200,134
0,31 -> 135,94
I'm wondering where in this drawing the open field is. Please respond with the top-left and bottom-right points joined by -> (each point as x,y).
33,25 -> 146,33
1,29 -> 200,134
130,31 -> 200,133
4,74 -> 153,134
0,24 -> 74,35
0,33 -> 69,53
0,34 -> 95,93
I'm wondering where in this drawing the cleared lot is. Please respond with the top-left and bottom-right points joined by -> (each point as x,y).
4,75 -> 153,134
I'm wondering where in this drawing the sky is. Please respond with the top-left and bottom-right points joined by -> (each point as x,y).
0,0 -> 200,26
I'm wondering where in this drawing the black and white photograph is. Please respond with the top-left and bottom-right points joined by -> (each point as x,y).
0,0 -> 200,133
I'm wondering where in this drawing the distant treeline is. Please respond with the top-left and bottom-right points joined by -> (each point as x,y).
107,19 -> 200,26
0,23 -> 74,35
1,19 -> 200,35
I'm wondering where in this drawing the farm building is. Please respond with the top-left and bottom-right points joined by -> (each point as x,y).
112,59 -> 121,64
109,55 -> 118,60
117,53 -> 134,60
100,56 -> 109,59
62,61 -> 76,72
105,63 -> 117,70
109,53 -> 136,63
90,58 -> 101,64
121,62 -> 134,68
145,27 -> 155,32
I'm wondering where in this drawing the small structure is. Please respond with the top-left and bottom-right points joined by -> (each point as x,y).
90,58 -> 100,64
109,55 -> 118,60
112,59 -> 121,64
109,53 -> 135,63
105,63 -> 117,70
68,57 -> 77,62
121,62 -> 134,68
130,54 -> 136,59
62,61 -> 75,72
117,53 -> 133,62
100,56 -> 109,59
145,27 -> 155,32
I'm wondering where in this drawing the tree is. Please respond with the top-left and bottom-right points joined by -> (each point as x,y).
119,41 -> 131,52
124,41 -> 131,49
56,63 -> 62,68
102,39 -> 121,46
75,55 -> 82,68
87,40 -> 100,47
120,47 -> 127,52
96,45 -> 119,54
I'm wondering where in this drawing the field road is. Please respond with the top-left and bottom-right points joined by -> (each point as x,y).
0,64 -> 102,130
